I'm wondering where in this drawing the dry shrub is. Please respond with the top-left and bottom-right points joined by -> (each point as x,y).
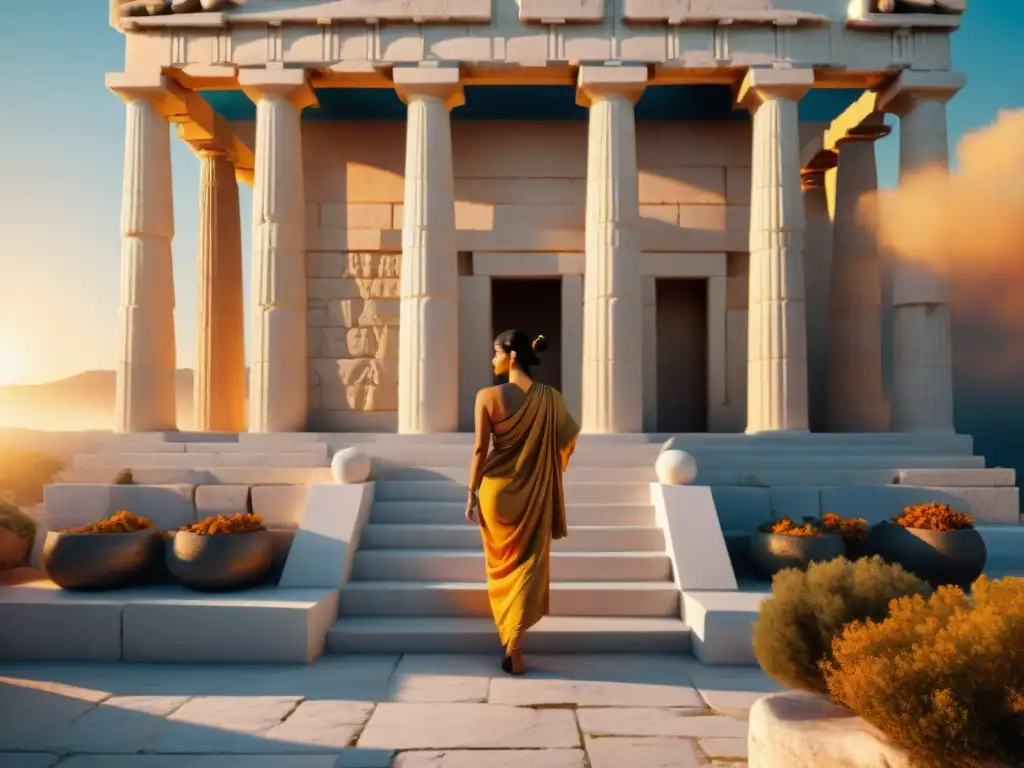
61,510 -> 152,534
181,513 -> 265,535
824,577 -> 1024,768
767,516 -> 821,537
821,512 -> 869,542
894,502 -> 974,531
752,556 -> 932,693
0,499 -> 36,570
111,468 -> 134,485
0,444 -> 63,505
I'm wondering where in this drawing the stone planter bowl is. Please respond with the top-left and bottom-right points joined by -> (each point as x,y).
748,529 -> 847,581
859,521 -> 987,589
166,530 -> 273,593
41,528 -> 161,591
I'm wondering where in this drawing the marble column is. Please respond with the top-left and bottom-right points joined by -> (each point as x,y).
739,69 -> 814,433
194,149 -> 246,432
802,159 -> 836,433
824,119 -> 890,432
879,72 -> 965,433
238,70 -> 316,433
577,65 -> 647,434
107,74 -> 179,433
393,67 -> 463,434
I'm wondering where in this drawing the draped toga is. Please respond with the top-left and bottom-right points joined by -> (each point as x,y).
478,382 -> 580,654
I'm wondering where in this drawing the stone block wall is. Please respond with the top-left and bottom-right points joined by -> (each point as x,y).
305,252 -> 401,431
298,118 -> 773,431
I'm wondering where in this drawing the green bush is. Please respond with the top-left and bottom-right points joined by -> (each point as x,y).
824,577 -> 1024,768
0,444 -> 63,505
752,556 -> 932,693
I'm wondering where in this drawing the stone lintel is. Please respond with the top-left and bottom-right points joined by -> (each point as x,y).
106,72 -> 187,114
575,65 -> 648,108
736,67 -> 815,109
392,66 -> 465,110
877,70 -> 966,116
238,68 -> 318,111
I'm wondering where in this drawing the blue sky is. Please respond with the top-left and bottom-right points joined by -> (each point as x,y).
0,1 -> 1020,387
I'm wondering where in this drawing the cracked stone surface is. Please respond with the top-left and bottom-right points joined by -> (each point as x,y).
0,654 -> 780,765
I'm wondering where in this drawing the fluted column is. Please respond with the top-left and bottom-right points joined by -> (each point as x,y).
107,73 -> 179,433
239,70 -> 316,433
577,66 -> 646,434
879,72 -> 964,433
824,119 -> 890,432
739,69 -> 814,433
802,164 -> 835,433
393,67 -> 463,434
195,150 -> 246,432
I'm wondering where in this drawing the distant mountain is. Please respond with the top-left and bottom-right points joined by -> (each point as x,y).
0,369 -> 240,431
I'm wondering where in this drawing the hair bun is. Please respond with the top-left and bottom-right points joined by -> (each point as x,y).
531,334 -> 549,355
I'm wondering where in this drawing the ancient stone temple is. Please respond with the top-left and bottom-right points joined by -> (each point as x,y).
108,0 -> 968,436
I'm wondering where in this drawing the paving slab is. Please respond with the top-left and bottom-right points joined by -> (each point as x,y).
0,678 -> 110,751
262,700 -> 376,749
577,708 -> 749,739
394,749 -> 588,768
487,655 -> 706,708
53,758 -> 348,768
145,695 -> 302,753
389,654 -> 493,703
699,736 -> 750,760
49,695 -> 190,754
357,703 -> 582,750
0,755 -> 60,768
688,664 -> 785,715
584,736 -> 705,768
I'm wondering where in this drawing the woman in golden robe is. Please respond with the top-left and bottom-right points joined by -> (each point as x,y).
465,329 -> 580,675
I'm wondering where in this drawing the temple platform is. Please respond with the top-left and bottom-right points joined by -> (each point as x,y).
2,432 -> 1020,666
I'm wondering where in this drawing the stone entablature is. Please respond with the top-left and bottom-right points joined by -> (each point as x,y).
114,1 -> 960,78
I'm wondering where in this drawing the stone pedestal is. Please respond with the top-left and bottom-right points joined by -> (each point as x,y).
802,164 -> 836,434
194,150 -> 246,432
824,120 -> 890,433
239,70 -> 316,433
108,74 -> 179,433
739,69 -> 814,433
577,66 -> 647,434
394,67 -> 464,434
879,72 -> 964,434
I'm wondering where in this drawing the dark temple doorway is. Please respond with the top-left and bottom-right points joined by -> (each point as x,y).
656,278 -> 709,432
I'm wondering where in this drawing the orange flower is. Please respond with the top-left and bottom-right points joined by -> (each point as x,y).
893,503 -> 974,532
180,513 -> 266,535
60,510 -> 152,534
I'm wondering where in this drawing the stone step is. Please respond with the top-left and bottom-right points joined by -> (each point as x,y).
82,441 -> 329,455
350,550 -> 673,582
326,616 -> 691,654
340,450 -> 983,468
338,581 -> 680,618
360,523 -> 666,552
71,452 -> 329,469
370,464 -> 659,482
57,467 -> 335,485
373,481 -> 651,505
369,501 -> 656,526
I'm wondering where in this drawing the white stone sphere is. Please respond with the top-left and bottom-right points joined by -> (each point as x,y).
655,449 -> 698,486
331,447 -> 371,484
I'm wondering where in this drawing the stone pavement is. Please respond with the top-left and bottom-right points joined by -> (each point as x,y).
0,654 -> 784,767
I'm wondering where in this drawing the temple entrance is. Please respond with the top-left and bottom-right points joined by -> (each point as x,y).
655,278 -> 708,432
490,278 -> 563,392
